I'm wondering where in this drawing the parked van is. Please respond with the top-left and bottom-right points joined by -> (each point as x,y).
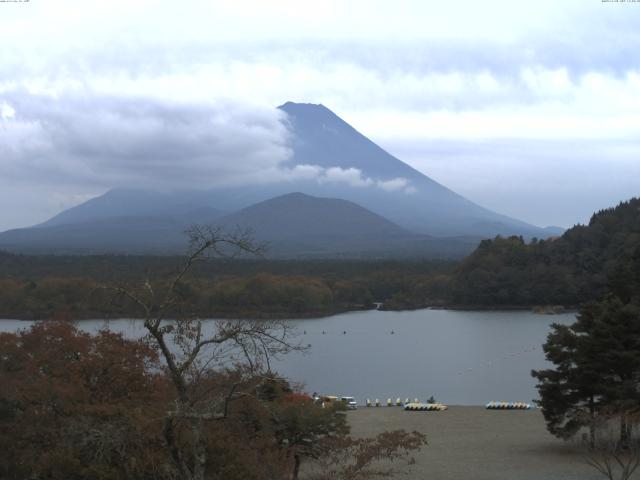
340,396 -> 358,409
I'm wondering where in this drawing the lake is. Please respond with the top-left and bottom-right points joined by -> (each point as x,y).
0,309 -> 575,406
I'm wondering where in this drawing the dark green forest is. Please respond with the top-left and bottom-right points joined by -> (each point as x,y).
0,197 -> 638,319
530,203 -> 640,451
449,197 -> 640,307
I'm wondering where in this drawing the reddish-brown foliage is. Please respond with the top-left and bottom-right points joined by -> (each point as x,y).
0,322 -> 171,479
0,322 -> 427,480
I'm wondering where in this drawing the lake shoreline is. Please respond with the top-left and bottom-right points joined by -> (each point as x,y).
0,306 -> 365,322
0,304 -> 578,322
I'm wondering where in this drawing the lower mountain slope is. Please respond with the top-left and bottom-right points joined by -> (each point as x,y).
0,193 -> 479,258
216,192 -> 480,258
0,207 -> 222,255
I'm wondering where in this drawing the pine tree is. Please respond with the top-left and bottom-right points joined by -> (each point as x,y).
532,295 -> 640,445
532,320 -> 602,444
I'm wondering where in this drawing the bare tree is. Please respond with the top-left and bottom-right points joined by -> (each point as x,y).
307,430 -> 427,480
582,412 -> 640,480
105,225 -> 303,480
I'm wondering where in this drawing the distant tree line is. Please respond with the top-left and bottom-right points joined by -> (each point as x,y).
0,255 -> 453,319
0,198 -> 638,318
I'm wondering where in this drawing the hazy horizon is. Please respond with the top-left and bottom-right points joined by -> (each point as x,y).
1,0 -> 639,231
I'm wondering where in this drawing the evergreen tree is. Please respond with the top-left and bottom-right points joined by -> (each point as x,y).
532,295 -> 640,445
532,320 -> 602,443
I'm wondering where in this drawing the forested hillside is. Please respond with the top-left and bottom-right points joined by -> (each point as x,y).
449,198 -> 640,306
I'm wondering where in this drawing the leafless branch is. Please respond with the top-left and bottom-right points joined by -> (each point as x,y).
99,224 -> 302,480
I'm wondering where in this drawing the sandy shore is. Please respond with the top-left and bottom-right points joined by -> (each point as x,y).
346,406 -> 604,480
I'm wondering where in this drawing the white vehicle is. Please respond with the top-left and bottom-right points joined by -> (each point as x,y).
340,396 -> 358,409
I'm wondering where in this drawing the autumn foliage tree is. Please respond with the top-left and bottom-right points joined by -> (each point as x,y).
0,321 -> 426,480
0,322 -> 170,479
270,392 -> 349,479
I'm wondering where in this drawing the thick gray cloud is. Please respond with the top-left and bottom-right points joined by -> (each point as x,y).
0,92 -> 292,189
0,91 -> 416,227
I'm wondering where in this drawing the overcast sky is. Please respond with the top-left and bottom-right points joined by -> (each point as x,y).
1,0 -> 639,230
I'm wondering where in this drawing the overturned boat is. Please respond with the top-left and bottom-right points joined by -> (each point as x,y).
404,402 -> 448,411
485,401 -> 531,410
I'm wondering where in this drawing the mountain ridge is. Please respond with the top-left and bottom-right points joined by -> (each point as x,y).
0,192 -> 480,258
0,101 -> 556,255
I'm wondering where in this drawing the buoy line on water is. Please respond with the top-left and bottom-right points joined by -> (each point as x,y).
299,330 -> 539,374
302,330 -> 398,335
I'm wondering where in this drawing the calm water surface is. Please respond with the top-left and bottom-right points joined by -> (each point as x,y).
0,309 -> 575,405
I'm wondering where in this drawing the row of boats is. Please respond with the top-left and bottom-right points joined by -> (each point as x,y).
362,398 -> 533,411
485,401 -> 532,410
365,398 -> 449,410
366,398 -> 430,407
404,402 -> 448,411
